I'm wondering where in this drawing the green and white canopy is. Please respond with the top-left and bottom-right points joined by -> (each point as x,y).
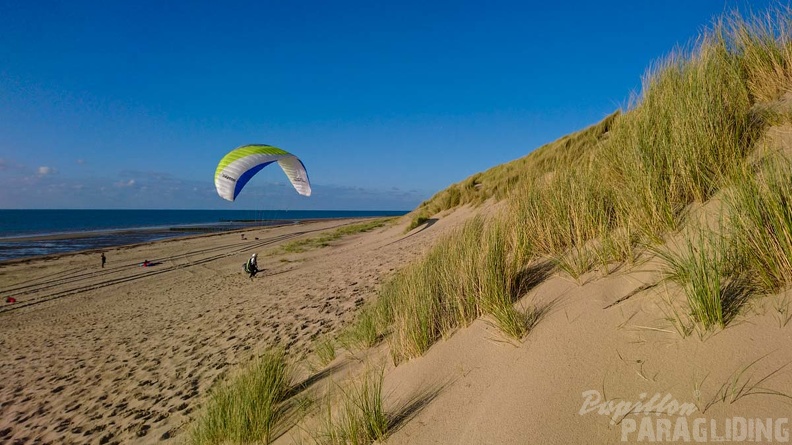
214,144 -> 311,201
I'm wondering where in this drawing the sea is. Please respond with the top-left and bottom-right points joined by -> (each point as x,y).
0,209 -> 408,262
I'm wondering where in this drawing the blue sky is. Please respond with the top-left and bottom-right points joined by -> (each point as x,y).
0,0 -> 775,210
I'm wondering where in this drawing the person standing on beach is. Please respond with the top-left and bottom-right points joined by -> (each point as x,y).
101,253 -> 106,268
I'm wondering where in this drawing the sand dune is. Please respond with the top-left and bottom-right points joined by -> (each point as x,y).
379,264 -> 792,444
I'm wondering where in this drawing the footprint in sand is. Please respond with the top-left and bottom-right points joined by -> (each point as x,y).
98,432 -> 115,444
54,417 -> 72,433
135,423 -> 150,437
64,402 -> 81,413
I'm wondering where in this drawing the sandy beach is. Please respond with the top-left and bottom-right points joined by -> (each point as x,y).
0,214 -> 462,444
3,205 -> 792,445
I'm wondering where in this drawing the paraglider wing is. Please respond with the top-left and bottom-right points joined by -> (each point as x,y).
214,144 -> 312,201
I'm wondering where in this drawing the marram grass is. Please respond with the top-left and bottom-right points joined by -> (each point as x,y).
656,231 -> 730,330
379,4 -> 792,358
727,156 -> 792,292
190,349 -> 291,445
315,368 -> 388,445
386,216 -> 545,362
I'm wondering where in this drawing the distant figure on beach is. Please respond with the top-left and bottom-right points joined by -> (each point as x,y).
101,252 -> 106,268
244,253 -> 259,279
142,259 -> 150,267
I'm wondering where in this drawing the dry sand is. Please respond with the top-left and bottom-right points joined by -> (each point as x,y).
0,213 -> 466,444
377,266 -> 792,444
3,205 -> 792,445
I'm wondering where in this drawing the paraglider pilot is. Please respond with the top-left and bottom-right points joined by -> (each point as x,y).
245,253 -> 259,279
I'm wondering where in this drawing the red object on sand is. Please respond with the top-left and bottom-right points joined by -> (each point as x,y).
6,297 -> 16,303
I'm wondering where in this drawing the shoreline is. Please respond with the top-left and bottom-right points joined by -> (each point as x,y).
0,217 -> 388,265
0,210 -> 409,239
0,222 -> 273,243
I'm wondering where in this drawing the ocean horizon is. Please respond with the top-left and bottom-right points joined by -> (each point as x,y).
0,209 -> 408,262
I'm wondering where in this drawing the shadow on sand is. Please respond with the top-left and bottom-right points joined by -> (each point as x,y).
386,218 -> 438,246
387,380 -> 447,435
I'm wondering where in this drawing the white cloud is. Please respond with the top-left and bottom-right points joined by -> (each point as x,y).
76,159 -> 86,165
115,179 -> 136,187
37,166 -> 56,176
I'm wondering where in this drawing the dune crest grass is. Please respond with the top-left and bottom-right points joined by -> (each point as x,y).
365,4 -> 792,359
599,27 -> 762,241
406,112 -> 619,230
722,6 -> 792,104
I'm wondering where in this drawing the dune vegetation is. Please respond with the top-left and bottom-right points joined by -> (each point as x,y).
279,218 -> 394,253
190,6 -> 792,444
382,5 -> 792,359
190,350 -> 293,444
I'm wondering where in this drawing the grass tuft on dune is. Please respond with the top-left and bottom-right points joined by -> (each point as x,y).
315,368 -> 389,445
190,349 -> 292,445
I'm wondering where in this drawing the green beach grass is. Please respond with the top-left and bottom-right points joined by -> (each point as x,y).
280,218 -> 394,254
315,368 -> 389,445
727,156 -> 792,293
190,350 -> 292,445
